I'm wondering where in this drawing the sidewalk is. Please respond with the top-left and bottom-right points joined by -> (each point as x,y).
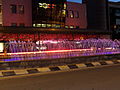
0,60 -> 120,77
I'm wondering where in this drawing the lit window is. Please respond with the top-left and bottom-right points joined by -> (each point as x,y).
56,24 -> 61,28
114,25 -> 117,29
37,24 -> 42,27
64,3 -> 67,9
70,26 -> 74,28
52,24 -> 56,27
33,24 -> 36,27
18,5 -> 24,14
10,5 -> 17,14
65,26 -> 69,28
39,3 -> 56,9
62,10 -> 66,17
47,24 -> 52,27
39,3 -> 48,9
42,24 -> 47,27
69,10 -> 74,18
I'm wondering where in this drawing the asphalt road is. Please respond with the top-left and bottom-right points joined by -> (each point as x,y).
0,65 -> 120,90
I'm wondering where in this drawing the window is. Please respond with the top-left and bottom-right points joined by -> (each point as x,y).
65,25 -> 69,28
70,26 -> 74,28
55,24 -> 61,28
69,10 -> 74,18
52,24 -> 56,27
66,10 -> 68,17
10,5 -> 17,14
75,11 -> 79,18
115,10 -> 120,16
64,3 -> 67,9
76,26 -> 79,28
116,19 -> 120,25
0,5 -> 2,13
42,24 -> 47,27
33,24 -> 36,27
36,24 -> 42,27
11,23 -> 17,26
19,23 -> 25,27
62,10 -> 66,17
18,5 -> 24,14
47,24 -> 52,28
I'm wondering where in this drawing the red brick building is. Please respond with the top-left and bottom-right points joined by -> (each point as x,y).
1,0 -> 32,27
0,0 -> 87,29
65,2 -> 87,29
0,0 -> 111,43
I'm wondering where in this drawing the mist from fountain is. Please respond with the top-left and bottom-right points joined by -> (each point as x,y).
7,39 -> 120,53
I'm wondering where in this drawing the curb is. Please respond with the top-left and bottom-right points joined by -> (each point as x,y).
0,60 -> 120,77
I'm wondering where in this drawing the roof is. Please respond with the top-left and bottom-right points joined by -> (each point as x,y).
109,1 -> 120,8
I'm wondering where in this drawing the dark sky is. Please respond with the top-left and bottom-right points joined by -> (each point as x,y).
67,0 -> 120,3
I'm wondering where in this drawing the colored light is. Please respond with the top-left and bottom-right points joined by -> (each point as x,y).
0,48 -> 94,56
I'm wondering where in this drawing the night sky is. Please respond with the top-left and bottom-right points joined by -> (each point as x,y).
67,0 -> 120,3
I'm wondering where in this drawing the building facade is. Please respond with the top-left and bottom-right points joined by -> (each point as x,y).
65,2 -> 87,29
32,0 -> 87,29
0,0 -> 110,41
0,0 -> 32,27
109,2 -> 120,39
82,0 -> 109,30
109,2 -> 120,30
0,0 -> 87,29
0,0 -> 2,26
32,0 -> 66,28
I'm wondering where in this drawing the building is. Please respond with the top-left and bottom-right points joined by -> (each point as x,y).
0,0 -> 111,41
109,2 -> 120,31
65,2 -> 87,29
32,0 -> 87,29
0,0 -> 87,29
0,0 -> 112,53
32,0 -> 66,28
82,0 -> 109,30
109,2 -> 120,39
0,0 -> 32,27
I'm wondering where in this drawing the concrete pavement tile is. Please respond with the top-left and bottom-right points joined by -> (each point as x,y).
14,70 -> 28,75
37,68 -> 51,72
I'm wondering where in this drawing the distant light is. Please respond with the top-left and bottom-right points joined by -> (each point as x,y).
0,43 -> 4,53
51,28 -> 56,31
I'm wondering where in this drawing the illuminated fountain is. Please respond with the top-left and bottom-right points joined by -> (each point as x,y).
7,39 -> 120,53
1,39 -> 120,61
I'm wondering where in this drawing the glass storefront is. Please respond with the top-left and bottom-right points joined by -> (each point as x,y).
32,0 -> 66,28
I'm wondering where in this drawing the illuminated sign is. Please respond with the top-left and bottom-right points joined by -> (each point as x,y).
39,3 -> 56,9
0,42 -> 4,52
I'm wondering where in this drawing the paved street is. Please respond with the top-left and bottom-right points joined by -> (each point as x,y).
0,65 -> 120,90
